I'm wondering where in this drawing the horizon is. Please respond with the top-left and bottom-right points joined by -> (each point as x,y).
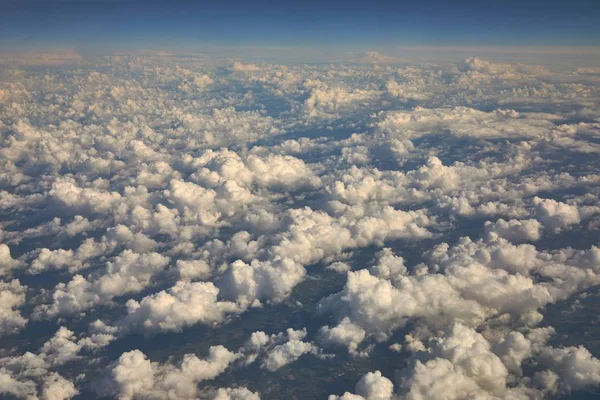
2,0 -> 600,51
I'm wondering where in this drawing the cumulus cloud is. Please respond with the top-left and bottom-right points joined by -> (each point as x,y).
533,197 -> 581,231
118,280 -> 240,334
238,327 -> 326,371
303,83 -> 381,119
0,279 -> 27,336
36,250 -> 170,317
319,317 -> 366,356
95,346 -> 237,400
0,324 -> 113,400
318,235 -> 600,355
1,53 -> 600,400
0,244 -> 20,276
329,371 -> 394,400
484,218 -> 543,242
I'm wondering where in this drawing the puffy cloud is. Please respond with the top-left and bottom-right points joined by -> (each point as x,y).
0,371 -> 37,398
318,235 -> 600,351
355,371 -> 394,400
95,346 -> 237,400
2,53 -> 600,400
174,107 -> 283,148
329,371 -> 394,400
260,339 -> 319,371
219,258 -> 306,304
49,180 -> 123,216
369,248 -> 408,281
119,280 -> 240,334
272,204 -> 432,266
319,317 -> 366,355
94,349 -> 155,400
460,57 -> 547,77
0,244 -> 20,276
395,322 -> 600,399
38,326 -> 114,366
238,327 -> 325,371
187,149 -> 321,191
533,197 -> 581,231
376,106 -> 554,140
0,279 -> 27,336
176,259 -> 212,280
536,345 -> 600,393
41,373 -> 79,400
230,61 -> 261,72
326,261 -> 352,273
303,84 -> 381,119
0,324 -> 110,400
37,250 -> 170,317
484,218 -> 543,242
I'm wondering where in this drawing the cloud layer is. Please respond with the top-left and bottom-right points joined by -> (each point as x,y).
0,53 -> 599,399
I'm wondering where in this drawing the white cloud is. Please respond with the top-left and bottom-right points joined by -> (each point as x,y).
260,339 -> 319,371
0,279 -> 27,336
484,218 -> 543,242
533,197 -> 581,231
1,54 -> 600,400
36,250 -> 170,317
329,371 -> 394,400
119,280 -> 240,334
0,244 -> 20,276
95,346 -> 237,400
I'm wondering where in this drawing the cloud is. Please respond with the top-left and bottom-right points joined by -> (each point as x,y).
303,84 -> 381,119
239,327 -> 325,371
318,235 -> 600,354
0,244 -> 20,276
536,345 -> 600,393
36,250 -> 170,317
118,280 -> 240,334
219,258 -> 306,305
0,325 -> 113,400
375,106 -> 554,140
329,371 -> 394,400
533,197 -> 581,231
0,279 -> 27,336
319,317 -> 366,356
352,51 -> 406,65
260,339 -> 319,371
95,346 -> 237,400
0,49 -> 84,66
1,53 -> 600,400
484,218 -> 543,242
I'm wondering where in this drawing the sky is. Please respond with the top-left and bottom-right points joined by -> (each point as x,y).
1,0 -> 600,52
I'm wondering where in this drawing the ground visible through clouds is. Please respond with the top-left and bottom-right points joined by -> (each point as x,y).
1,54 -> 600,400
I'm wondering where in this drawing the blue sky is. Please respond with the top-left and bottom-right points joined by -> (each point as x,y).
1,0 -> 599,51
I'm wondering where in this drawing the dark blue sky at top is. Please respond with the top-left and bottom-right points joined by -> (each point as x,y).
1,0 -> 599,51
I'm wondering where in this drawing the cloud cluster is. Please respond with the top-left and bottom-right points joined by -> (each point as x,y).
240,328 -> 324,371
331,321 -> 600,400
95,346 -> 237,400
0,279 -> 27,336
318,236 -> 600,353
0,326 -> 113,400
1,54 -> 599,399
